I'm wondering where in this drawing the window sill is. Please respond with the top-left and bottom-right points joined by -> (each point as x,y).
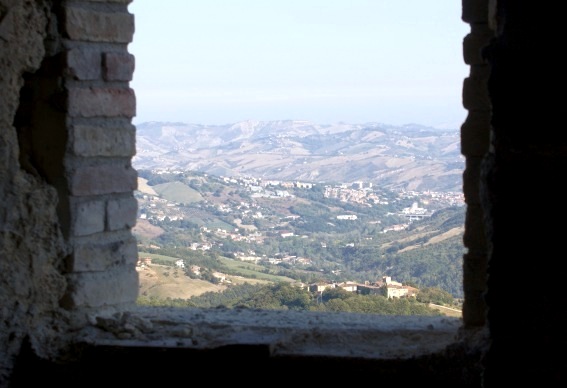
82,306 -> 462,360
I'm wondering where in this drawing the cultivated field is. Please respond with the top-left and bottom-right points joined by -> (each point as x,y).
137,264 -> 225,299
135,252 -> 280,300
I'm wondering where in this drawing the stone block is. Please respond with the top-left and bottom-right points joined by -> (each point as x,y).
71,198 -> 105,237
71,236 -> 138,272
460,111 -> 490,157
62,268 -> 139,308
65,48 -> 101,80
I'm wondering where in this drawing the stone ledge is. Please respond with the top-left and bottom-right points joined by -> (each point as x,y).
79,306 -> 463,360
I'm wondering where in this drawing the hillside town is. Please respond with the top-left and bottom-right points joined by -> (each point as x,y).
136,171 -> 464,237
133,171 -> 466,299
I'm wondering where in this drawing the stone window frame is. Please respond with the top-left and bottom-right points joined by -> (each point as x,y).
14,0 -> 491,367
88,0 -> 489,360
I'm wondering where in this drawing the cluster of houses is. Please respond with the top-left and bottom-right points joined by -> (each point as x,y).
324,184 -> 384,206
308,276 -> 419,299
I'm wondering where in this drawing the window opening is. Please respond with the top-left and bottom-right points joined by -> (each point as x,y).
128,0 -> 468,318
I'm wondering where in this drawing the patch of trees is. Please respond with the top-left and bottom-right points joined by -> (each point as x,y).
138,282 -> 444,316
416,287 -> 456,306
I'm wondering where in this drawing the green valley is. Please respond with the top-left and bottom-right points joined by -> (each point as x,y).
133,169 -> 465,315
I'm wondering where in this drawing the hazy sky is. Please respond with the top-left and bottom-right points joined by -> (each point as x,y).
128,0 -> 469,129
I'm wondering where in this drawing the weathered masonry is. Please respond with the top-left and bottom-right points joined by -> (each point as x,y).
1,1 -> 565,387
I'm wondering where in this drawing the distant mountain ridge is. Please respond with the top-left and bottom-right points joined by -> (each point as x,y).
133,120 -> 463,192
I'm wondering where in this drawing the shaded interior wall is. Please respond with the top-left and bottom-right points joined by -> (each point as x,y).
0,0 -> 138,384
480,1 -> 567,386
0,0 -> 68,384
461,0 -> 492,330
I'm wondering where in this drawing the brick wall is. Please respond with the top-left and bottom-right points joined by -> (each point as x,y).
61,0 -> 139,309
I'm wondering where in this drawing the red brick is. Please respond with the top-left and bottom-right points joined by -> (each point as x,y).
103,52 -> 135,81
68,87 -> 136,118
71,124 -> 136,157
65,7 -> 134,43
70,164 -> 138,196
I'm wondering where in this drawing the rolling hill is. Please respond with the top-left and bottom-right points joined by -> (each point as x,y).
133,120 -> 463,192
